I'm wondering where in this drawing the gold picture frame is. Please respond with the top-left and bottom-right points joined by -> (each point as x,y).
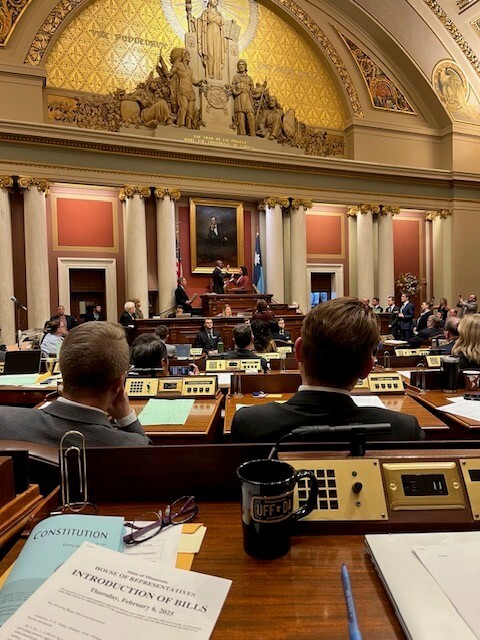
189,198 -> 244,274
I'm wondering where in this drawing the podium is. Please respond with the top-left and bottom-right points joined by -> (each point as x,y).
201,293 -> 272,317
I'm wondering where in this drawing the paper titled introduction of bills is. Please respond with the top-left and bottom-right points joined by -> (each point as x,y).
0,542 -> 231,639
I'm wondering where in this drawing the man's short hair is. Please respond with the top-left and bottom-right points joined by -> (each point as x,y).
428,314 -> 442,329
131,334 -> 167,368
301,297 -> 380,387
60,322 -> 130,395
177,277 -> 184,284
445,316 -> 460,336
233,323 -> 252,349
124,301 -> 135,313
155,325 -> 168,340
45,319 -> 61,334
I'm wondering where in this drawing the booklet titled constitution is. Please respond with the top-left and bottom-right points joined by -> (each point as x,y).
0,514 -> 124,625
0,542 -> 232,639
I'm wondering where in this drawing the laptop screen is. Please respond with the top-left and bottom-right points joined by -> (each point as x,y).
174,344 -> 192,359
3,350 -> 42,375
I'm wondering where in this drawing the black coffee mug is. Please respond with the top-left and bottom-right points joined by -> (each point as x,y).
442,355 -> 460,392
237,458 -> 318,559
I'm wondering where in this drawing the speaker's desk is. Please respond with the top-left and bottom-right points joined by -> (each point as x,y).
409,389 -> 480,436
130,394 -> 223,444
223,393 -> 448,437
0,501 -> 402,639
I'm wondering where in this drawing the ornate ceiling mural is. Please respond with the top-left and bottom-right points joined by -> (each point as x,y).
0,0 -> 32,46
341,34 -> 415,113
43,0 -> 345,128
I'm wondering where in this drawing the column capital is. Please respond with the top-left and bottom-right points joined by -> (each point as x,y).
425,209 -> 452,221
347,204 -> 380,216
262,196 -> 290,209
153,187 -> 181,201
291,198 -> 313,210
18,177 -> 50,195
379,205 -> 400,216
119,185 -> 151,201
0,176 -> 14,191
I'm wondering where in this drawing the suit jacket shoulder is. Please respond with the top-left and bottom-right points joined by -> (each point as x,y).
231,390 -> 424,442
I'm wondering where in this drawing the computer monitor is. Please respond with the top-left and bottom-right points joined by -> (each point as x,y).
174,344 -> 192,360
3,349 -> 42,375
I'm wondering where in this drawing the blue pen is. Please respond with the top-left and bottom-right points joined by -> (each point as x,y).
341,563 -> 362,640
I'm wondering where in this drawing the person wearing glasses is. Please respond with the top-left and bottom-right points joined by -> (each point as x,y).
0,322 -> 151,447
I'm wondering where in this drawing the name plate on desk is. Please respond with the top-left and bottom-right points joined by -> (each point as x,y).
367,372 -> 404,393
262,352 -> 282,360
189,347 -> 203,357
277,346 -> 293,353
395,348 -> 430,356
426,355 -> 442,367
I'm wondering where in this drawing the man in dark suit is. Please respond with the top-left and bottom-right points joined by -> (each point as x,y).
194,317 -> 221,355
0,322 -> 150,447
271,317 -> 292,342
416,301 -> 433,333
436,316 -> 460,355
205,216 -> 228,261
50,304 -> 77,333
222,323 -> 268,373
398,292 -> 415,341
385,296 -> 399,338
175,276 -> 193,313
408,314 -> 443,347
212,260 -> 230,294
231,297 -> 425,443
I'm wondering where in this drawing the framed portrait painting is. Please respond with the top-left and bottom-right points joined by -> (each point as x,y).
189,198 -> 244,274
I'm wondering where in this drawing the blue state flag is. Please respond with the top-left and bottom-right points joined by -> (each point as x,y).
253,233 -> 265,293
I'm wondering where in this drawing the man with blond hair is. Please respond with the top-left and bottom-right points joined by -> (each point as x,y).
0,322 -> 150,446
232,297 -> 425,442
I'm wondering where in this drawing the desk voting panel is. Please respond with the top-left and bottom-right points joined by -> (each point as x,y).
79,442 -> 480,534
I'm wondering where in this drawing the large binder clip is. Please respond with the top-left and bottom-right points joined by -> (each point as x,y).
54,430 -> 97,515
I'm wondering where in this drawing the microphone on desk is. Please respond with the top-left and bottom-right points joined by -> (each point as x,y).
10,296 -> 27,311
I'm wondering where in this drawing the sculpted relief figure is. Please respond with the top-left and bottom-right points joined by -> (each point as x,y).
257,94 -> 284,141
229,59 -> 258,136
160,48 -> 203,129
122,73 -> 172,128
197,0 -> 227,80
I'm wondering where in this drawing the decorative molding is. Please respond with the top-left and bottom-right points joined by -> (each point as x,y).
425,209 -> 453,220
340,34 -> 415,114
380,205 -> 400,216
291,198 -> 313,210
0,176 -> 14,191
153,187 -> 181,201
263,196 -> 290,209
25,0 -> 84,65
118,185 -> 151,201
17,177 -> 50,195
423,0 -> 480,77
347,204 -> 380,216
0,0 -> 32,47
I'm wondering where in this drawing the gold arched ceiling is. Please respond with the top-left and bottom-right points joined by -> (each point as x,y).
43,0 -> 345,128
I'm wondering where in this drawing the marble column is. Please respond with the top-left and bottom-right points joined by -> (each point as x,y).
290,198 -> 313,314
18,177 -> 51,329
263,197 -> 289,302
378,206 -> 399,307
427,209 -> 453,305
0,177 -> 15,344
120,186 -> 150,314
154,187 -> 181,314
348,204 -> 378,300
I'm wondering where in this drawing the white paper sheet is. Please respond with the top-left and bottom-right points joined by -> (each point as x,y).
0,542 -> 231,640
351,395 -> 387,409
123,522 -> 182,566
438,399 -> 480,421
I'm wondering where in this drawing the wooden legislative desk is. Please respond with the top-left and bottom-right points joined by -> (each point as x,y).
200,293 -> 273,316
134,316 -> 305,347
129,394 -> 223,444
0,386 -> 54,407
0,501 -> 402,639
410,389 -> 480,436
223,392 -> 448,436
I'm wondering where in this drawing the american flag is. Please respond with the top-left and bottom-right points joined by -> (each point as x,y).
176,232 -> 183,278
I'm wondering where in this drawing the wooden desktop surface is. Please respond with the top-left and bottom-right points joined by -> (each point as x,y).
0,386 -> 54,407
224,393 -> 447,435
130,395 -> 223,444
0,501 -> 403,639
410,389 -> 480,434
